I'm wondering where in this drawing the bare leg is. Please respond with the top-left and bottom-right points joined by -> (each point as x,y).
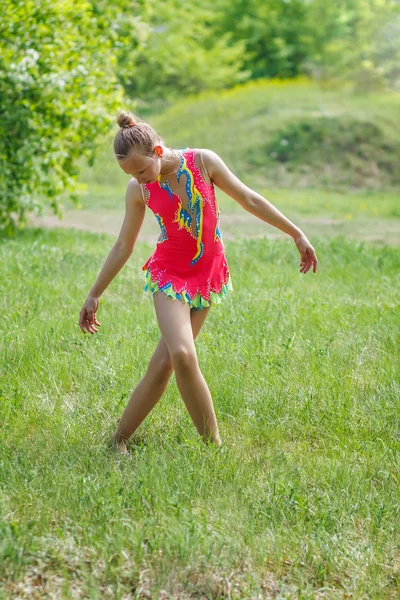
152,292 -> 222,446
112,301 -> 212,452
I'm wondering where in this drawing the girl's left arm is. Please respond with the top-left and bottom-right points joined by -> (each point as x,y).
202,149 -> 318,274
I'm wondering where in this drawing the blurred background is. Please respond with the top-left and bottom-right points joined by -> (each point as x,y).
1,0 -> 399,244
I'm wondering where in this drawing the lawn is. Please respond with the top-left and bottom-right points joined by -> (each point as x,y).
1,227 -> 399,598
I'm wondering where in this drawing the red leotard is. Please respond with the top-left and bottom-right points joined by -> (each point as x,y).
141,148 -> 233,309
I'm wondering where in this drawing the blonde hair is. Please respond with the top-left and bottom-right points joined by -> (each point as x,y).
114,111 -> 165,161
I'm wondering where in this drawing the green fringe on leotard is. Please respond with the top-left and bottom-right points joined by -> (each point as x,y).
143,268 -> 233,309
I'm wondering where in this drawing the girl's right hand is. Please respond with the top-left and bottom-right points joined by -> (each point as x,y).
79,296 -> 101,334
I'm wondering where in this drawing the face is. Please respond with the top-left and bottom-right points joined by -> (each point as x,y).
118,151 -> 161,185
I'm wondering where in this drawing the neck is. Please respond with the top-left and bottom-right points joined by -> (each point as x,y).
159,147 -> 182,177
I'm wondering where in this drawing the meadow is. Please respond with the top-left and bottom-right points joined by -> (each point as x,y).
1,79 -> 400,598
1,227 -> 399,598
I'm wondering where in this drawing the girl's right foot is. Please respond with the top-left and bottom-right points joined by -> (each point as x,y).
112,431 -> 129,455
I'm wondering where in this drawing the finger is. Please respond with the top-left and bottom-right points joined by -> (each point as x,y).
302,256 -> 312,274
85,318 -> 96,334
88,318 -> 98,333
300,256 -> 309,272
94,317 -> 101,326
306,254 -> 314,272
79,311 -> 87,333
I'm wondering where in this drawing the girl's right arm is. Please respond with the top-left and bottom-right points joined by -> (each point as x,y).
79,180 -> 146,334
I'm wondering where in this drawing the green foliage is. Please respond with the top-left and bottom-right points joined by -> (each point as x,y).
2,0 -> 400,233
116,0 -> 249,102
0,0 -> 128,233
302,0 -> 400,92
252,114 -> 400,187
213,0 -> 400,91
214,0 -> 311,79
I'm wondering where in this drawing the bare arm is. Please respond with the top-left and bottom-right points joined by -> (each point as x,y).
202,149 -> 318,274
202,149 -> 302,237
79,180 -> 146,333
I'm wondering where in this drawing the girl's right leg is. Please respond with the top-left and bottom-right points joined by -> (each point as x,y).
113,300 -> 213,451
152,292 -> 222,446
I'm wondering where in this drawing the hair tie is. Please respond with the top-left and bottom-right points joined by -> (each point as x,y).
128,121 -> 136,128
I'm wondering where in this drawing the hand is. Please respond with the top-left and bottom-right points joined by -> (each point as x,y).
79,296 -> 101,334
294,234 -> 318,274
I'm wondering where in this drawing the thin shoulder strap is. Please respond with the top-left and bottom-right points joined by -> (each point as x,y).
199,149 -> 212,185
139,183 -> 145,203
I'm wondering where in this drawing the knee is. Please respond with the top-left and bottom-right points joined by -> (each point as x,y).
170,347 -> 198,371
155,355 -> 174,381
147,353 -> 173,384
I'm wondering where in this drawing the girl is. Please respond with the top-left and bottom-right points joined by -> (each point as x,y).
79,111 -> 318,454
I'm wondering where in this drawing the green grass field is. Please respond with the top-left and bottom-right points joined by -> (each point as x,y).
3,77 -> 400,598
1,227 -> 399,598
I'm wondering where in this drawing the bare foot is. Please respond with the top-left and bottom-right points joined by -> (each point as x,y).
112,431 -> 129,455
202,433 -> 223,447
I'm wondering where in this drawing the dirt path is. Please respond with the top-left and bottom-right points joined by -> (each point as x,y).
30,210 -> 400,246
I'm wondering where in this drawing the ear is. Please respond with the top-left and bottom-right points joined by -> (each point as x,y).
154,145 -> 163,158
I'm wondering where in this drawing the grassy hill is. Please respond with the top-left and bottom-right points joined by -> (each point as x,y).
32,78 -> 399,248
77,77 -> 400,193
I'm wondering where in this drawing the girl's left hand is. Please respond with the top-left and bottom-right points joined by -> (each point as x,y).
294,234 -> 318,274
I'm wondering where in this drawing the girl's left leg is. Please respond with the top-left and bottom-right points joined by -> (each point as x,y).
152,292 -> 222,446
112,303 -> 212,452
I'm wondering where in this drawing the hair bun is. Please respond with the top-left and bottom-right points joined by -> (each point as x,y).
116,111 -> 137,129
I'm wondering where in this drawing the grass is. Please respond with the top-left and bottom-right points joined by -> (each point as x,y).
4,76 -> 400,597
1,227 -> 399,598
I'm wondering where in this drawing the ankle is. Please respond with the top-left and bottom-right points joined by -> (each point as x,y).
112,431 -> 128,454
202,432 -> 222,447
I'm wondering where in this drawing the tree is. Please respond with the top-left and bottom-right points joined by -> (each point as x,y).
212,0 -> 311,79
116,0 -> 249,101
303,0 -> 400,92
0,0 -> 131,233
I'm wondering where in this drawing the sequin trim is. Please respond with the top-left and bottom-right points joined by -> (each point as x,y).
154,213 -> 168,243
143,268 -> 233,310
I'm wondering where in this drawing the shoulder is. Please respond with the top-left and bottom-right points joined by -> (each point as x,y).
198,148 -> 220,167
196,149 -> 225,182
195,149 -> 255,209
126,178 -> 147,205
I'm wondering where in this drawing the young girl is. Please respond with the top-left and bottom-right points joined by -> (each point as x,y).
79,111 -> 318,454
